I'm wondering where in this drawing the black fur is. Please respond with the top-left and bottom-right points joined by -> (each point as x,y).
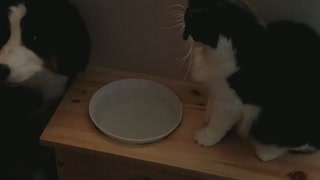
184,0 -> 320,150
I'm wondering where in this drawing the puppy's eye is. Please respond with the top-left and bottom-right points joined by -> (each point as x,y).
33,36 -> 37,41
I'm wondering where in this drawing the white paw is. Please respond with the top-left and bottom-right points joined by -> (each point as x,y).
255,143 -> 288,161
256,150 -> 280,162
195,129 -> 221,146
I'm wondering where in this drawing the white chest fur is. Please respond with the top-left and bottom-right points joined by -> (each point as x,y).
189,35 -> 243,147
190,35 -> 239,85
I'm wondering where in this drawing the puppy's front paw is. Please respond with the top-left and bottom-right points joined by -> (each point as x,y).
255,142 -> 288,161
195,128 -> 221,146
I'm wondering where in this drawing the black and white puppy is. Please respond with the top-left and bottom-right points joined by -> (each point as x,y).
0,0 -> 90,177
183,0 -> 320,161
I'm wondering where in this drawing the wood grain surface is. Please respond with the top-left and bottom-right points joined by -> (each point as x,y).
40,65 -> 320,180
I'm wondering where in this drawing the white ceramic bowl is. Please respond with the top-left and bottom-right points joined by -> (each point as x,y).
89,79 -> 183,144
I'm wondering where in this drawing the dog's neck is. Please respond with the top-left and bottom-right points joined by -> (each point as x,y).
24,69 -> 68,101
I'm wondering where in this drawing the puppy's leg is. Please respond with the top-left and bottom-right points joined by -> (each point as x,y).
195,85 -> 242,146
204,95 -> 213,123
255,142 -> 288,161
237,104 -> 261,138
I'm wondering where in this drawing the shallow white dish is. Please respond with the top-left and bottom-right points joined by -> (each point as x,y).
89,79 -> 183,144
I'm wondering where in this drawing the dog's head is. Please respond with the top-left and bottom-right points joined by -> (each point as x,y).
0,0 -> 90,99
183,0 -> 261,48
0,3 -> 42,84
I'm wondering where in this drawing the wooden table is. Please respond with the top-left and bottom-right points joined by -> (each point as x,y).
40,66 -> 320,180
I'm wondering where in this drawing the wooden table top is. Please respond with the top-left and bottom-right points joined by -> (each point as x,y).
40,65 -> 320,180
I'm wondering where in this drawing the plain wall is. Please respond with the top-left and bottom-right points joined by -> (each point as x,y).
70,0 -> 189,79
70,0 -> 320,79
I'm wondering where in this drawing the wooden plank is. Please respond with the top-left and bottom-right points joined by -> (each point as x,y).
56,149 -> 225,180
40,65 -> 320,180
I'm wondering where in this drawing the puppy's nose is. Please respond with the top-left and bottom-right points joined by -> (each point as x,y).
0,64 -> 10,82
